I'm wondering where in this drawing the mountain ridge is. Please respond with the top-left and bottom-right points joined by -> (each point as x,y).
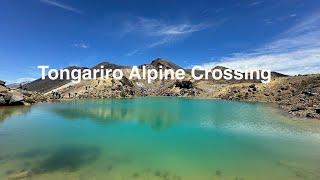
22,58 -> 287,93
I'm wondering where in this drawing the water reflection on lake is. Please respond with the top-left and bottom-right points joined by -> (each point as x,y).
0,97 -> 320,180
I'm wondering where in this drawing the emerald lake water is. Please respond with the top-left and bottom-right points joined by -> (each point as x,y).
0,97 -> 320,180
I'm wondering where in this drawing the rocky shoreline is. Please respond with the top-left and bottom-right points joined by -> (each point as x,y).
214,75 -> 320,119
1,76 -> 319,120
0,81 -> 48,106
1,59 -> 319,120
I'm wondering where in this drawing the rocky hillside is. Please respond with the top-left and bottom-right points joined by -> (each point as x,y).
7,80 -> 32,89
138,58 -> 182,70
211,74 -> 320,119
3,58 -> 320,120
22,66 -> 88,93
92,61 -> 129,70
0,80 -> 48,106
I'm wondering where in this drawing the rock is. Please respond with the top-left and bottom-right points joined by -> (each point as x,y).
0,85 -> 7,93
291,105 -> 306,112
0,96 -> 5,105
3,93 -> 11,103
303,91 -> 315,96
0,80 -> 5,86
280,85 -> 289,90
306,113 -> 315,118
233,89 -> 239,93
175,80 -> 193,89
9,94 -> 24,105
179,88 -> 198,96
20,90 -> 32,97
275,97 -> 281,101
138,64 -> 156,69
249,84 -> 255,88
120,76 -> 134,87
8,170 -> 31,179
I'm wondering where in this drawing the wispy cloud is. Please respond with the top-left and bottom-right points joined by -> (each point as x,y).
125,49 -> 141,57
264,14 -> 297,26
15,77 -> 36,83
199,12 -> 320,75
73,42 -> 89,49
248,1 -> 264,7
123,17 -> 222,56
40,0 -> 82,14
123,17 -> 214,48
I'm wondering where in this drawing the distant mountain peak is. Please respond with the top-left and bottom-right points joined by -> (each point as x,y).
93,61 -> 129,69
212,66 -> 228,70
150,58 -> 183,70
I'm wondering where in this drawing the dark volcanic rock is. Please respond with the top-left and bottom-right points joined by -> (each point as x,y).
120,76 -> 134,87
175,80 -> 193,89
249,84 -> 256,88
22,66 -> 87,93
92,61 -> 129,70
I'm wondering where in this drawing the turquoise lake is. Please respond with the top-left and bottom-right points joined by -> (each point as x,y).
0,97 -> 320,180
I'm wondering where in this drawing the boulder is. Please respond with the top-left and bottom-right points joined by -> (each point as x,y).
3,93 -> 12,101
9,93 -> 24,105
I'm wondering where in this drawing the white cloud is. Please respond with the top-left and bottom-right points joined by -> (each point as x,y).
199,12 -> 320,75
248,1 -> 264,7
125,49 -> 141,57
7,77 -> 36,84
40,0 -> 82,14
73,43 -> 89,49
123,17 -> 212,48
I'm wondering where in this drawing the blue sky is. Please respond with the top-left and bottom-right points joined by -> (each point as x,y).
1,0 -> 320,83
